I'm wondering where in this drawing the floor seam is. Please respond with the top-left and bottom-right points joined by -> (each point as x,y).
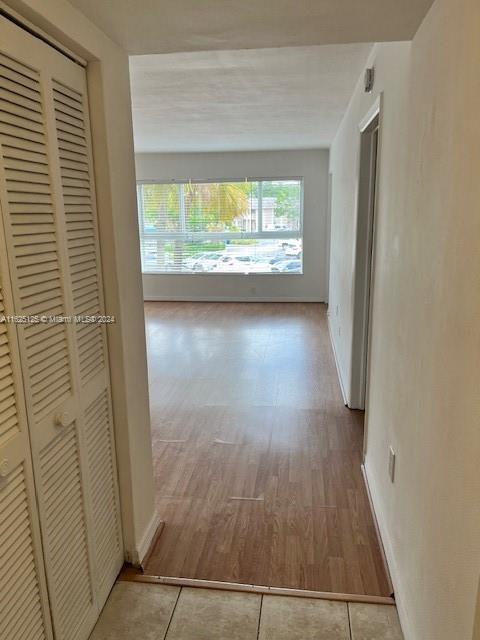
163,585 -> 182,640
256,593 -> 264,640
347,602 -> 353,640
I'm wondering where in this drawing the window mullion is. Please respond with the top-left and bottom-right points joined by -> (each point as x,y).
137,184 -> 145,236
137,184 -> 146,268
179,183 -> 186,232
258,180 -> 263,233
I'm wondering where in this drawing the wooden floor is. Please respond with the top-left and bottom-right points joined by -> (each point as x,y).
143,302 -> 390,596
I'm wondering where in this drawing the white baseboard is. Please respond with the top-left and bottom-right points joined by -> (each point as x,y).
327,313 -> 349,406
363,463 -> 414,640
144,295 -> 324,302
131,512 -> 162,567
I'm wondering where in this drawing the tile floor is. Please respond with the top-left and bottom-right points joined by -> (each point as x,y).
89,582 -> 404,640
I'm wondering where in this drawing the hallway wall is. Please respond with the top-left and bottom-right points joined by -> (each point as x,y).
135,150 -> 329,301
328,0 -> 480,638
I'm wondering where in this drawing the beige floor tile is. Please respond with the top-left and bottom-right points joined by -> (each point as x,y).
165,587 -> 261,639
258,595 -> 349,640
349,603 -> 404,640
89,582 -> 180,640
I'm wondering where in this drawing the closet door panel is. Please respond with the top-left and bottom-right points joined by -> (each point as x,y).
39,425 -> 93,637
49,72 -> 123,604
0,49 -> 73,428
84,389 -> 122,588
0,242 -> 53,640
52,80 -> 106,386
0,464 -> 46,640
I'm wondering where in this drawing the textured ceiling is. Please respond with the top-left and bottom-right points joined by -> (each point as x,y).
67,0 -> 433,55
130,44 -> 372,153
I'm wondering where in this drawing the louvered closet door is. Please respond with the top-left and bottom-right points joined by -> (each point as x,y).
0,15 -> 123,640
0,24 -> 97,640
0,222 -> 53,639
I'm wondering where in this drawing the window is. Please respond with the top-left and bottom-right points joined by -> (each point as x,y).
137,178 -> 303,274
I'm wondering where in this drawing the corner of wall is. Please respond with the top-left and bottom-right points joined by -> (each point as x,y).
326,309 -> 349,406
128,512 -> 162,567
362,461 -> 414,640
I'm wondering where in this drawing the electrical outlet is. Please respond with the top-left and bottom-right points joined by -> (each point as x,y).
388,447 -> 396,483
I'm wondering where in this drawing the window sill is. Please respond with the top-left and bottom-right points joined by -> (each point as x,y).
141,271 -> 304,276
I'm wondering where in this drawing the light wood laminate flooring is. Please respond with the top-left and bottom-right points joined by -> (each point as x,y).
143,302 -> 390,596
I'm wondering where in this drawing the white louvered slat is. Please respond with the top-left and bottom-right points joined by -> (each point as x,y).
39,427 -> 93,638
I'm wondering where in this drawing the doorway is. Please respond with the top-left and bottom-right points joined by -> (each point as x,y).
350,110 -> 380,412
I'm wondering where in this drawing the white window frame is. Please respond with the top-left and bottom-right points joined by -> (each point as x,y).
137,177 -> 304,275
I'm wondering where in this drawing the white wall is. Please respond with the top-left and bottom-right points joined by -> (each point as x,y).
329,1 -> 480,638
328,42 -> 412,404
135,150 -> 329,301
5,0 -> 157,564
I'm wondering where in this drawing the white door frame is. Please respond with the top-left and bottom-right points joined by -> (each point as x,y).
349,96 -> 382,438
325,171 -> 333,303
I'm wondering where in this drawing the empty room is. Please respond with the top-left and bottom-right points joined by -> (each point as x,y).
0,1 -> 478,640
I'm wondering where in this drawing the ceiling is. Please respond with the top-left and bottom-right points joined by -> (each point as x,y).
68,0 -> 433,55
130,44 -> 372,153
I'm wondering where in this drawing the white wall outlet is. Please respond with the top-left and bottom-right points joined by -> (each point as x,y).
388,446 -> 396,483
